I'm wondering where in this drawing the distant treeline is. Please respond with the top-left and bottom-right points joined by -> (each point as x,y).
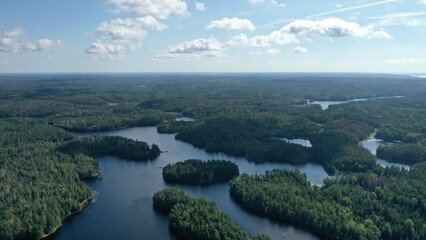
176,115 -> 378,175
163,159 -> 239,184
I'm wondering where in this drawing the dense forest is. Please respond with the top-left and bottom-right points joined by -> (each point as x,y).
1,73 -> 425,240
153,188 -> 270,240
377,143 -> 426,165
230,165 -> 426,240
58,135 -> 161,161
162,159 -> 239,184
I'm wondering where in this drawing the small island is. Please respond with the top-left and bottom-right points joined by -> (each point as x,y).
153,188 -> 270,240
162,159 -> 239,184
58,135 -> 161,161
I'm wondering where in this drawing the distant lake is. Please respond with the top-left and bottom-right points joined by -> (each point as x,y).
49,127 -> 328,240
307,96 -> 404,110
360,138 -> 410,169
277,138 -> 312,148
175,117 -> 196,122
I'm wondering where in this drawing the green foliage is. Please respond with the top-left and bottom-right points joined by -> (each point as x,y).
0,124 -> 100,240
153,188 -> 270,240
58,135 -> 161,161
163,159 -> 239,184
230,168 -> 426,240
377,143 -> 426,165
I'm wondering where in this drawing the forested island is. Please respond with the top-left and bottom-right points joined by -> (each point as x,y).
162,159 -> 239,184
58,135 -> 161,161
1,73 -> 425,240
153,188 -> 270,240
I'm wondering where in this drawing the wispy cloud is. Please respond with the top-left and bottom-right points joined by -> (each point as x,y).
385,58 -> 426,64
259,0 -> 399,28
306,0 -> 399,18
369,12 -> 426,27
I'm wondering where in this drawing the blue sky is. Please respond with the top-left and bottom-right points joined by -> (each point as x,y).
0,0 -> 425,73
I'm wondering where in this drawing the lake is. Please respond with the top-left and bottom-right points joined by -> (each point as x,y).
360,138 -> 410,169
48,127 -> 329,240
307,96 -> 403,110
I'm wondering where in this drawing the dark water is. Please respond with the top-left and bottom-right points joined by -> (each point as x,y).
50,127 -> 329,240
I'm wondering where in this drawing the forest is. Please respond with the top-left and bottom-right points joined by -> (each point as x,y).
162,159 -> 239,184
58,135 -> 161,161
153,188 -> 270,240
0,73 -> 425,240
230,165 -> 426,240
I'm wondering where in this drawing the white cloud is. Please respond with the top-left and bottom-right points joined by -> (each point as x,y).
226,32 -> 299,47
294,46 -> 309,53
0,28 -> 61,53
248,0 -> 285,7
85,41 -> 125,55
335,4 -> 343,8
248,0 -> 265,4
369,31 -> 393,39
227,18 -> 372,48
96,17 -> 166,41
100,0 -> 189,19
87,16 -> 167,58
194,1 -> 206,11
369,12 -> 426,27
417,0 -> 426,4
271,1 -> 286,8
154,38 -> 226,61
385,58 -> 426,64
206,17 -> 256,31
265,48 -> 281,55
282,18 -> 371,38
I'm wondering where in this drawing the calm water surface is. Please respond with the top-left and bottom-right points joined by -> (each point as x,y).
360,138 -> 410,169
49,127 -> 329,240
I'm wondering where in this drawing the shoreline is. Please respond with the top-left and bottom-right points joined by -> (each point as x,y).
38,196 -> 94,240
359,129 -> 378,144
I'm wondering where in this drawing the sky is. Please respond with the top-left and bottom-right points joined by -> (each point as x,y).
0,0 -> 425,73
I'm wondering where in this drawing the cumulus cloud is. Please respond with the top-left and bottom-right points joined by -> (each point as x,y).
86,41 -> 125,55
154,38 -> 226,61
194,1 -> 206,11
86,16 -> 167,59
282,18 -> 371,38
265,48 -> 281,55
0,28 -> 61,53
369,31 -> 393,39
294,46 -> 308,53
227,18 -> 373,48
100,0 -> 189,19
206,17 -> 256,31
226,32 -> 299,47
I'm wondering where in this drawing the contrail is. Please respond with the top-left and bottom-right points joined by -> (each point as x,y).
257,0 -> 399,28
306,0 -> 399,18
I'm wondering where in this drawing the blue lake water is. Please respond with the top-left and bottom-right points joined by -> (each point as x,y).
49,127 -> 328,240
